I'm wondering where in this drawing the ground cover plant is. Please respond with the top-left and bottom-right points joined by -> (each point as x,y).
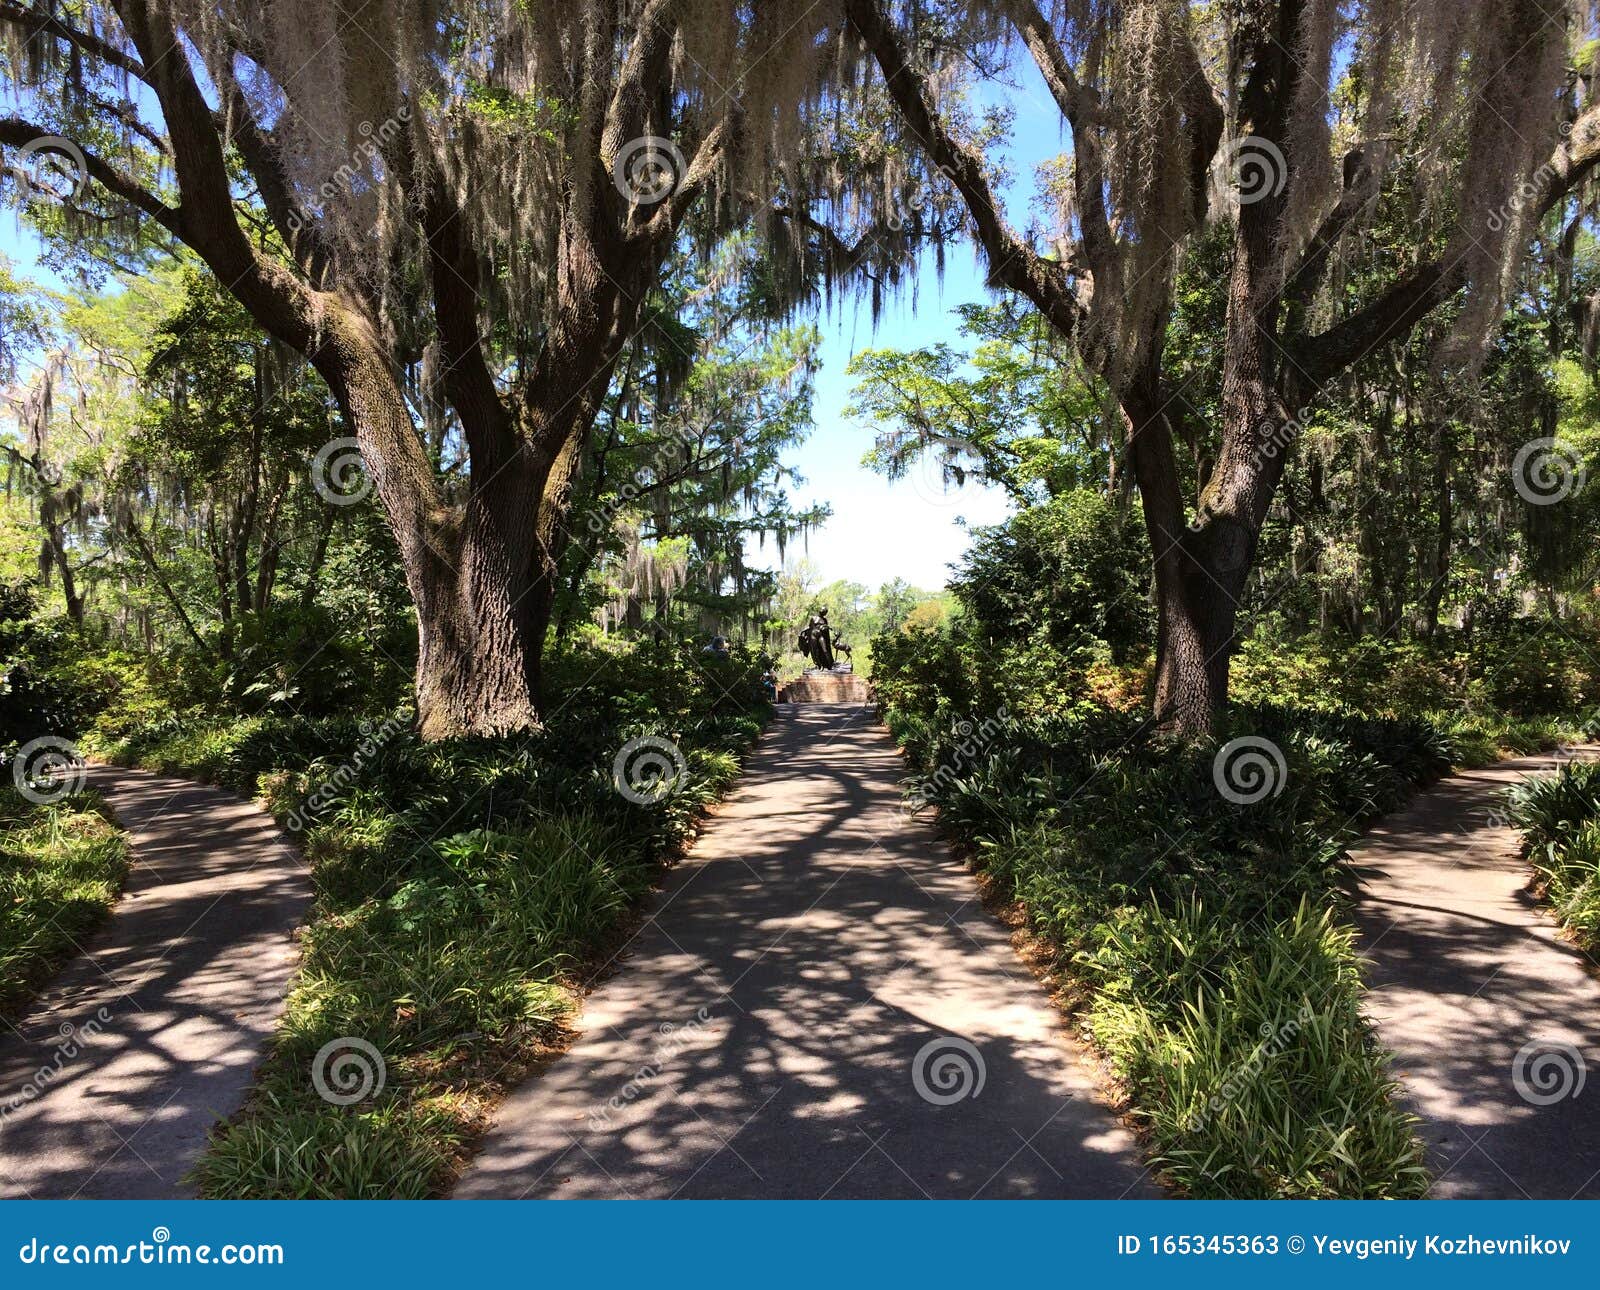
1508,761 -> 1600,952
876,622 -> 1443,1197
86,641 -> 769,1198
0,786 -> 127,1020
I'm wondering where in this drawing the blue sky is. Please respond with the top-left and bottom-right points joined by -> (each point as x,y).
780,74 -> 1068,591
779,245 -> 1014,593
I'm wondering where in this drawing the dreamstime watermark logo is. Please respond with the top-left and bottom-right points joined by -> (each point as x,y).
1183,403 -> 1312,552
10,736 -> 85,805
310,436 -> 373,506
1512,437 -> 1585,506
0,1005 -> 113,1120
1184,1004 -> 1313,1133
1488,160 -> 1560,234
284,712 -> 409,832
1511,1039 -> 1586,1106
285,106 -> 412,233
903,705 -> 1011,818
1482,803 -> 1516,832
612,735 -> 688,805
3,135 -> 88,207
905,433 -> 980,507
613,135 -> 685,206
1213,135 -> 1287,206
588,1005 -> 713,1130
885,160 -> 959,231
17,1227 -> 284,1267
1248,403 -> 1316,474
582,413 -> 704,539
310,1036 -> 386,1106
1212,736 -> 1287,805
911,1035 -> 986,1105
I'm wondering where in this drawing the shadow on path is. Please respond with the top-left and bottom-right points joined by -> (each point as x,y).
1354,751 -> 1600,1198
456,704 -> 1151,1199
0,766 -> 310,1198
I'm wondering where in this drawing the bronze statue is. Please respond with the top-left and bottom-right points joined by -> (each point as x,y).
797,608 -> 836,671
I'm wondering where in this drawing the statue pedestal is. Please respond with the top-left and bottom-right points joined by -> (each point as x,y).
778,670 -> 870,704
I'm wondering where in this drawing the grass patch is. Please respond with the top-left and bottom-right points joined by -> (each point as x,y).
1507,761 -> 1600,951
89,646 -> 768,1198
0,786 -> 129,1019
876,628 -> 1440,1196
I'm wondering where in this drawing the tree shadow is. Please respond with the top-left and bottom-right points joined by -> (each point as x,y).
459,704 -> 1151,1200
0,768 -> 311,1199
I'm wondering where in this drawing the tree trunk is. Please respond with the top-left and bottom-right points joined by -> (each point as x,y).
1149,522 -> 1249,735
401,449 -> 551,741
407,445 -> 560,739
1124,306 -> 1278,736
45,520 -> 84,627
412,568 -> 542,741
323,317 -> 609,740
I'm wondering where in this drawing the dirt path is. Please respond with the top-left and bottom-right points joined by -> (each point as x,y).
457,703 -> 1150,1199
0,765 -> 310,1198
1354,750 -> 1600,1198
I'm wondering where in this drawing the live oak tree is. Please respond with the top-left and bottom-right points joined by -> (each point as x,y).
841,0 -> 1600,732
0,0 -> 939,737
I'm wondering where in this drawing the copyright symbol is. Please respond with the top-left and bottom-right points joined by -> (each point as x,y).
1287,1235 -> 1305,1254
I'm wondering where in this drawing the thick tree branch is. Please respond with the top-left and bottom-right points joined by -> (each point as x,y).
0,116 -> 178,233
1172,29 -> 1225,230
0,1 -> 147,83
1296,105 -> 1600,389
213,65 -> 334,286
843,0 -> 1078,336
1008,0 -> 1118,282
420,180 -> 519,472
642,116 -> 730,245
1277,148 -> 1378,326
110,0 -> 288,303
603,0 -> 679,149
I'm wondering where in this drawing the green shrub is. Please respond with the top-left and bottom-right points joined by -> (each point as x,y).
1233,619 -> 1600,729
877,656 -> 1437,1197
1508,762 -> 1600,949
1458,602 -> 1600,717
950,489 -> 1151,664
0,786 -> 129,1018
154,602 -> 413,716
0,583 -> 115,751
85,638 -> 771,1198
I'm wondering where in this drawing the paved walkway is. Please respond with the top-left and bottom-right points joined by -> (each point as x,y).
0,765 -> 310,1198
457,703 -> 1149,1199
1354,751 -> 1600,1198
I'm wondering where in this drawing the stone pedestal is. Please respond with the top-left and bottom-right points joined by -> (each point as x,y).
778,670 -> 870,704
